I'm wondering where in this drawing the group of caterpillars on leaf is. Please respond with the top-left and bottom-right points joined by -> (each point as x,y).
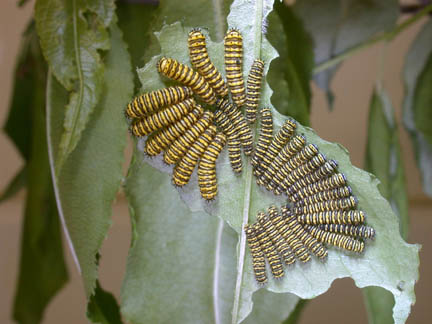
246,108 -> 375,284
125,28 -> 263,200
124,27 -> 376,283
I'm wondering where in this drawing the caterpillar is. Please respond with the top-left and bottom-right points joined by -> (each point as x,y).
144,105 -> 203,156
319,224 -> 375,240
290,173 -> 348,202
254,118 -> 297,177
251,107 -> 273,169
129,98 -> 195,137
172,125 -> 217,187
164,111 -> 213,165
297,210 -> 366,226
293,196 -> 358,215
258,207 -> 296,266
157,57 -> 216,105
287,160 -> 339,196
215,109 -> 242,173
293,186 -> 352,206
244,224 -> 268,285
257,136 -> 307,188
304,225 -> 365,253
198,133 -> 226,200
279,205 -> 311,263
188,29 -> 228,97
224,29 -> 246,107
125,86 -> 194,119
253,222 -> 285,279
274,153 -> 327,196
245,59 -> 265,123
217,98 -> 253,156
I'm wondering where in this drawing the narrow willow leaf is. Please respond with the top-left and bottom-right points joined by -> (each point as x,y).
13,48 -> 68,323
130,0 -> 420,322
87,281 -> 122,324
117,1 -> 158,91
35,0 -> 115,172
403,19 -> 432,197
266,1 -> 313,125
122,156 -> 298,324
46,20 -> 133,297
365,86 -> 409,238
3,22 -> 40,161
0,167 -> 27,203
363,86 -> 409,324
293,0 -> 399,108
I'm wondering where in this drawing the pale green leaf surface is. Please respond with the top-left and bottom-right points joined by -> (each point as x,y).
122,155 -> 298,324
403,19 -> 432,197
35,0 -> 114,172
47,21 -> 133,297
363,86 -> 409,324
130,2 -> 419,322
293,0 -> 399,107
266,1 -> 313,124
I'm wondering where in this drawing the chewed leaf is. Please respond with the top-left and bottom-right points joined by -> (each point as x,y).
127,1 -> 419,323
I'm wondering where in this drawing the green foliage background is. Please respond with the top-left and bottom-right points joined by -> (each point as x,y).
3,0 -> 432,323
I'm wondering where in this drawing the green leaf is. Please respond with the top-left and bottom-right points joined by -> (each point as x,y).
87,281 -> 123,324
128,0 -> 420,322
365,86 -> 409,238
363,86 -> 409,324
0,167 -> 27,203
282,299 -> 308,324
117,1 -> 158,92
266,1 -> 313,125
121,156 -> 299,324
3,22 -> 40,161
13,38 -> 68,323
46,19 -> 134,297
403,19 -> 432,197
293,0 -> 399,108
35,0 -> 115,172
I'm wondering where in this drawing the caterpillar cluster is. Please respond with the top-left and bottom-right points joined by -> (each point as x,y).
246,108 -> 376,284
126,28 -> 263,200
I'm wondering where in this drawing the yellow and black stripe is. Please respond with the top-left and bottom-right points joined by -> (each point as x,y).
198,133 -> 226,200
188,29 -> 228,97
245,59 -> 265,123
257,135 -> 305,188
244,224 -> 268,285
276,153 -> 327,196
287,160 -> 339,196
172,125 -> 217,187
279,205 -> 311,263
297,210 -> 366,226
215,109 -> 242,173
164,111 -> 213,165
157,57 -> 216,105
253,222 -> 285,279
293,196 -> 358,215
144,105 -> 203,156
251,107 -> 273,169
293,185 -> 352,206
217,98 -> 253,156
304,224 -> 365,253
224,29 -> 245,107
290,173 -> 348,202
125,86 -> 194,119
129,98 -> 195,137
254,118 -> 297,177
258,206 -> 296,266
319,224 -> 375,240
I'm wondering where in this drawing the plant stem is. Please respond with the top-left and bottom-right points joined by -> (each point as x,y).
313,4 -> 432,74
